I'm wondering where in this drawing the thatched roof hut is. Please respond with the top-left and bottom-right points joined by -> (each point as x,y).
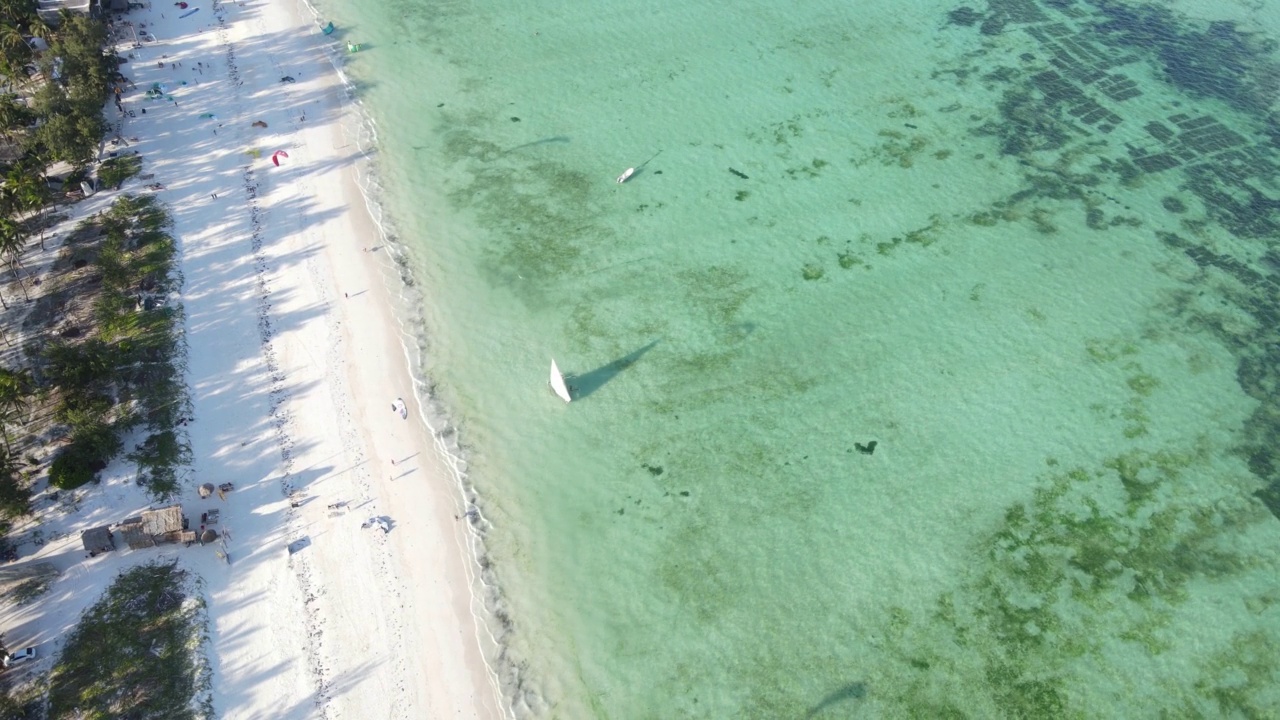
118,515 -> 152,549
80,526 -> 115,554
142,505 -> 183,536
118,505 -> 186,549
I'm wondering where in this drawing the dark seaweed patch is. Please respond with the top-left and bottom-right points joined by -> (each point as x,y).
948,6 -> 982,27
945,0 -> 1280,528
1090,5 -> 1280,114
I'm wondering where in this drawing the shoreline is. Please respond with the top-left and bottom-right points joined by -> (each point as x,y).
207,0 -> 509,715
297,0 -> 517,714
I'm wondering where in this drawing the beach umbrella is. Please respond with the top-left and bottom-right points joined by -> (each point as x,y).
271,150 -> 289,166
201,529 -> 218,543
198,483 -> 215,498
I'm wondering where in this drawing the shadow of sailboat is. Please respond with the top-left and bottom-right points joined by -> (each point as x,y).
566,340 -> 659,400
803,681 -> 867,719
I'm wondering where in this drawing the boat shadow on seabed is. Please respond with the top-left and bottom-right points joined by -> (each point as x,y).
565,339 -> 659,400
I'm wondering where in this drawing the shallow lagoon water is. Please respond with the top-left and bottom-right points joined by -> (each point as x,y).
315,0 -> 1280,715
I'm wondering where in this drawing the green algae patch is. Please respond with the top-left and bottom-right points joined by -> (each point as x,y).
1192,630 -> 1280,716
862,130 -> 930,168
870,436 -> 1279,717
801,263 -> 825,281
679,265 -> 754,331
1126,369 -> 1161,397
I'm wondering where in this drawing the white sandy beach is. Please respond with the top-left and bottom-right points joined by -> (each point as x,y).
0,1 -> 506,718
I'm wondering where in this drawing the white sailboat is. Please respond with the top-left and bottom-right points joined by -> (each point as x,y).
549,359 -> 572,403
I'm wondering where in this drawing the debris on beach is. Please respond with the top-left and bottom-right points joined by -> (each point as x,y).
361,517 -> 391,533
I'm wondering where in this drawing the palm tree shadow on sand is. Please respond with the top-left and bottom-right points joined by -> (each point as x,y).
565,340 -> 659,400
804,682 -> 867,719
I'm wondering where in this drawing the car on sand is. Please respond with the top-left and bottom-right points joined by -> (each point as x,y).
2,647 -> 35,668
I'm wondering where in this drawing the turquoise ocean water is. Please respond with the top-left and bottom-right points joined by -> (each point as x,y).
312,0 -> 1280,716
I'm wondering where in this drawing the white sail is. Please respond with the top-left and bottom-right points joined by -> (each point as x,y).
550,359 -> 572,403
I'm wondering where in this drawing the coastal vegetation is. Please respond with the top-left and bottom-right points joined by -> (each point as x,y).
0,1 -> 185,496
28,12 -> 112,167
47,561 -> 212,720
0,4 -> 193,714
38,194 -> 189,495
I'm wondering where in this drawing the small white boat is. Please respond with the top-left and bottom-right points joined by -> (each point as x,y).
616,167 -> 636,184
549,359 -> 572,403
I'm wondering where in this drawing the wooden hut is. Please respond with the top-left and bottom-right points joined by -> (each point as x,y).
118,505 -> 186,549
80,525 -> 116,555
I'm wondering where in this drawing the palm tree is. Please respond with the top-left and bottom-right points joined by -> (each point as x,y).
0,403 -> 22,455
0,215 -> 28,300
0,182 -> 15,218
0,22 -> 30,85
0,443 -> 31,517
20,181 -> 49,250
0,94 -> 35,155
0,0 -> 38,26
7,162 -> 48,249
0,367 -> 31,416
